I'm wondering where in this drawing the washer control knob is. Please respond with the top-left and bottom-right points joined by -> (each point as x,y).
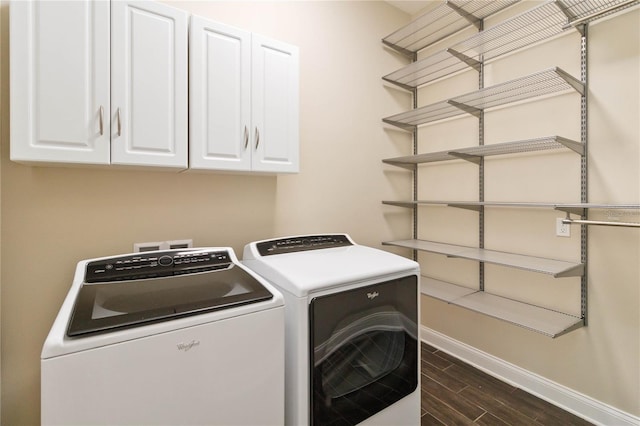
158,255 -> 173,267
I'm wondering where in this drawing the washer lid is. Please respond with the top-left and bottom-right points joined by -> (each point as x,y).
67,249 -> 273,337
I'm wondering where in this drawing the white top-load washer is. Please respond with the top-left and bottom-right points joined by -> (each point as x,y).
42,247 -> 284,426
243,234 -> 420,426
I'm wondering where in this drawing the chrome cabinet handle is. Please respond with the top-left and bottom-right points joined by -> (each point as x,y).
116,108 -> 122,136
99,106 -> 104,135
244,126 -> 249,150
255,127 -> 260,149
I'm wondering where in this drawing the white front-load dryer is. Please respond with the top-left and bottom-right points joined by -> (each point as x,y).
243,234 -> 421,426
41,247 -> 284,426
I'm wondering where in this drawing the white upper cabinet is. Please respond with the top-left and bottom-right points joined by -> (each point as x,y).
10,1 -> 110,165
190,17 -> 299,173
11,2 -> 296,173
10,0 -> 188,169
111,1 -> 188,168
189,18 -> 252,171
251,35 -> 299,173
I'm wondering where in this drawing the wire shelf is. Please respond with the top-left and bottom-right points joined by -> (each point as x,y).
382,201 -> 640,217
384,0 -> 639,89
382,0 -> 518,57
383,136 -> 583,167
383,67 -> 583,130
452,291 -> 584,337
382,0 -> 638,63
561,0 -> 640,27
384,1 -> 568,88
420,277 -> 584,338
384,200 -> 564,209
383,239 -> 584,277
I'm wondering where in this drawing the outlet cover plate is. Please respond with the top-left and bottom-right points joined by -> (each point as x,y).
556,218 -> 571,237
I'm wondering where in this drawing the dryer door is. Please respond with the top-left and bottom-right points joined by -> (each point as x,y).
309,275 -> 418,425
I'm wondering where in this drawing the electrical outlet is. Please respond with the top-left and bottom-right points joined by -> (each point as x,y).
556,218 -> 571,237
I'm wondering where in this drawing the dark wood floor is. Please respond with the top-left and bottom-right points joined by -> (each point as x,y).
420,342 -> 594,426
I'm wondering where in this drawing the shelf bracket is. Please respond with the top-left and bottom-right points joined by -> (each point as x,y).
447,100 -> 482,118
554,67 -> 585,95
449,151 -> 482,164
553,263 -> 585,278
554,206 -> 586,216
382,201 -> 416,208
556,136 -> 585,155
382,159 -> 417,171
555,1 -> 585,36
448,203 -> 482,212
445,1 -> 482,30
446,48 -> 482,71
553,319 -> 585,338
382,118 -> 416,133
382,76 -> 418,92
381,40 -> 417,61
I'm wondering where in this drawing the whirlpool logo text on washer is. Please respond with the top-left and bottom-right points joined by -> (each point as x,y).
367,291 -> 379,300
177,340 -> 200,352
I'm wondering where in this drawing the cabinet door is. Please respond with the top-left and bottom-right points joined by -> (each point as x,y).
251,35 -> 300,173
189,17 -> 251,171
111,1 -> 188,168
10,1 -> 110,165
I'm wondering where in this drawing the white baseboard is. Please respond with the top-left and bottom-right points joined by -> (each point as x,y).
421,326 -> 640,426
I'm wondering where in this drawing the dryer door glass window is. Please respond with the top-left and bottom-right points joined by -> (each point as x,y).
309,275 -> 418,425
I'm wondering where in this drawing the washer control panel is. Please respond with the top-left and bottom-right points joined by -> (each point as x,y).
85,249 -> 232,283
256,234 -> 353,256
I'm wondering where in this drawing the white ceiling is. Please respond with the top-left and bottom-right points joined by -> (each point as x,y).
385,1 -> 431,16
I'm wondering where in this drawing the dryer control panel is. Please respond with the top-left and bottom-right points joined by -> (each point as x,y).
85,249 -> 232,283
256,234 -> 353,256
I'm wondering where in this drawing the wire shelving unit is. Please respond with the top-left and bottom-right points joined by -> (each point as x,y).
380,0 -> 640,337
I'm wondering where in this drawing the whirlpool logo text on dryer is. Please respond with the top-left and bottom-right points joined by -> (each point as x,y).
367,291 -> 379,300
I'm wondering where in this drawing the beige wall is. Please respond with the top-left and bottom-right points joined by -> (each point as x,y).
1,0 -> 638,425
413,3 -> 640,419
0,1 -> 410,424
